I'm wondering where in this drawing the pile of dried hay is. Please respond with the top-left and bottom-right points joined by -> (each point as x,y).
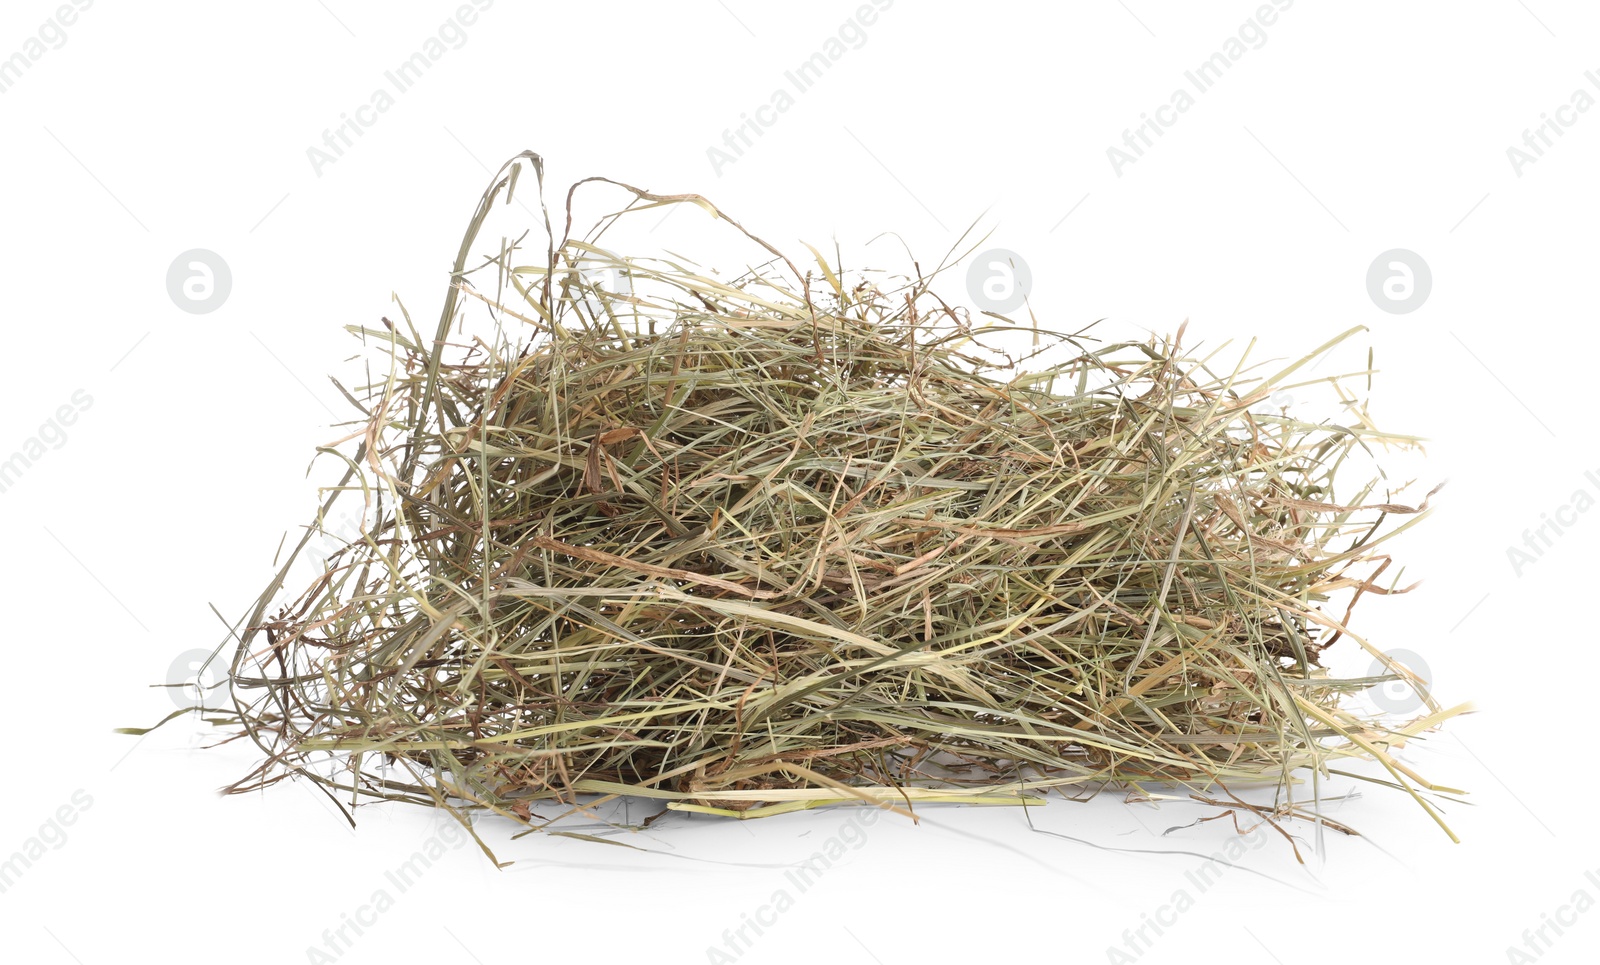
129,153 -> 1467,858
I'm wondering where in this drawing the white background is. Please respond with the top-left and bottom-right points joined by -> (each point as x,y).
1,1 -> 1595,962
